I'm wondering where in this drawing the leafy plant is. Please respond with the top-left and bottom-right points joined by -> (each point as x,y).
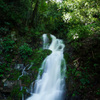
19,43 -> 33,60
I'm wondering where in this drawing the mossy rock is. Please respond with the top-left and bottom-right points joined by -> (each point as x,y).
42,49 -> 52,56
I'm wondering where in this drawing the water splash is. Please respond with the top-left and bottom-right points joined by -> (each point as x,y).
27,34 -> 66,100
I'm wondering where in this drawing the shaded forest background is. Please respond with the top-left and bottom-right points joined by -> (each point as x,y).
0,0 -> 100,100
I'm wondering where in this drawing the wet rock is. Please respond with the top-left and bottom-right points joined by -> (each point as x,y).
15,64 -> 24,70
3,80 -> 21,88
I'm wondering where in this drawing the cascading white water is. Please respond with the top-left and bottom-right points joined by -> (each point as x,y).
27,34 -> 66,100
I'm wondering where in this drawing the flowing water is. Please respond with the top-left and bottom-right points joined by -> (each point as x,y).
27,34 -> 66,100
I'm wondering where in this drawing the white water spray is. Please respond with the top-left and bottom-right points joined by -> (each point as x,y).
27,34 -> 66,100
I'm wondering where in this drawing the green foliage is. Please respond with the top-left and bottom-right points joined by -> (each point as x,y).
80,78 -> 90,85
10,85 -> 27,100
0,0 -> 31,26
2,36 -> 15,53
96,89 -> 100,95
0,27 -> 9,36
62,0 -> 100,41
0,36 -> 15,78
32,49 -> 52,65
0,62 -> 11,78
20,75 -> 31,86
8,70 -> 21,81
19,43 -> 33,60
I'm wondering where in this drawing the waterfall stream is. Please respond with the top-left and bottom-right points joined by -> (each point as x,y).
27,34 -> 66,100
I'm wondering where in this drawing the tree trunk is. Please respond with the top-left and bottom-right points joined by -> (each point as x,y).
31,0 -> 39,27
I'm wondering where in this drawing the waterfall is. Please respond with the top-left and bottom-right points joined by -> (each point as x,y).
27,34 -> 66,100
43,34 -> 49,49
